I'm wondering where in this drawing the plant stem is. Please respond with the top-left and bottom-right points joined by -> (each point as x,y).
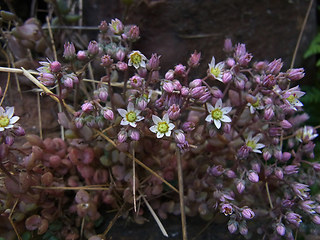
176,147 -> 188,240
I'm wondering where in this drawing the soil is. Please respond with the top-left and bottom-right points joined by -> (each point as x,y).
0,0 -> 318,239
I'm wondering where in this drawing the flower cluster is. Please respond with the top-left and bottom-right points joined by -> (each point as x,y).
1,17 -> 320,240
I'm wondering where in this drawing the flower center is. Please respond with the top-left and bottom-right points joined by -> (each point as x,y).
286,94 -> 297,104
126,111 -> 137,122
211,109 -> 223,120
246,140 -> 256,150
157,122 -> 169,133
0,116 -> 9,128
252,99 -> 260,108
131,53 -> 142,66
222,206 -> 233,216
211,67 -> 221,78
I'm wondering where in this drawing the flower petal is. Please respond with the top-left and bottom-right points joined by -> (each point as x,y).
215,99 -> 222,109
152,115 -> 161,124
220,115 -> 231,123
117,109 -> 127,117
136,116 -> 144,122
214,119 -> 221,129
129,122 -> 137,127
205,115 -> 213,122
206,103 -> 214,112
120,119 -> 129,125
253,149 -> 262,153
0,127 -> 4,131
168,123 -> 175,130
9,116 -> 19,124
6,107 -> 14,118
149,125 -> 157,133
157,132 -> 164,138
256,143 -> 265,149
221,107 -> 232,114
163,113 -> 169,123
165,130 -> 172,137
127,102 -> 134,111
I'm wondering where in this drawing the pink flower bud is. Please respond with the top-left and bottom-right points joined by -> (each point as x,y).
118,129 -> 127,143
116,50 -> 125,61
116,61 -> 128,71
98,89 -> 108,102
130,130 -> 140,141
64,77 -> 73,88
276,223 -> 286,236
267,58 -> 283,75
81,102 -> 94,113
165,70 -> 174,80
262,74 -> 276,88
286,212 -> 302,227
87,41 -> 99,56
174,64 -> 186,76
263,151 -> 271,161
284,165 -> 298,175
236,180 -> 245,194
275,167 -> 283,179
103,109 -> 114,120
171,80 -> 181,91
63,42 -> 76,60
109,18 -> 124,35
225,170 -> 236,178
248,170 -> 259,183
242,208 -> 254,219
98,20 -> 108,32
182,121 -> 195,132
226,58 -> 235,67
208,165 -> 224,176
14,126 -> 25,136
223,123 -> 231,134
313,163 -> 320,171
5,135 -> 14,146
77,50 -> 87,61
137,98 -> 147,110
163,81 -> 174,93
251,162 -> 261,173
223,38 -> 233,52
128,25 -> 140,41
101,55 -> 113,67
189,79 -> 202,88
239,224 -> 248,236
38,73 -> 55,86
130,75 -> 143,88
174,130 -> 186,144
147,53 -> 161,70
190,86 -> 206,98
49,61 -> 61,73
188,50 -> 201,68
264,107 -> 274,120
282,152 -> 291,162
180,86 -> 189,96
238,53 -> 252,66
312,215 -> 320,225
228,220 -> 238,234
168,104 -> 180,120
281,120 -> 292,129
75,117 -> 84,128
222,71 -> 232,83
287,68 -> 305,81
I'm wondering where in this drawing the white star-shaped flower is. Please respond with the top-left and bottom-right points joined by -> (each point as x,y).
0,106 -> 19,131
128,50 -> 147,69
149,113 -> 175,138
117,102 -> 144,127
282,86 -> 305,111
205,99 -> 232,129
208,56 -> 225,82
245,132 -> 265,153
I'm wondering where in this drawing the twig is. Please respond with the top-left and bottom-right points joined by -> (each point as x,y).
102,203 -> 126,237
176,147 -> 188,240
132,147 -> 137,212
31,185 -> 110,191
140,192 -> 169,237
265,182 -> 274,209
8,198 -> 22,240
290,0 -> 314,68
0,49 -> 12,106
37,93 -> 43,139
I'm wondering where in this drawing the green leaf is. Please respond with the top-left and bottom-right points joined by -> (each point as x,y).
304,33 -> 320,59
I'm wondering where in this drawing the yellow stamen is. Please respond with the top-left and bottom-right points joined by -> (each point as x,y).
211,109 -> 223,120
0,116 -> 9,128
158,122 -> 169,133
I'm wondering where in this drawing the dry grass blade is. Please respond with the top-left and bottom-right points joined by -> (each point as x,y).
0,49 -> 12,106
102,203 -> 126,237
132,147 -> 137,212
140,192 -> 169,237
31,185 -> 110,191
